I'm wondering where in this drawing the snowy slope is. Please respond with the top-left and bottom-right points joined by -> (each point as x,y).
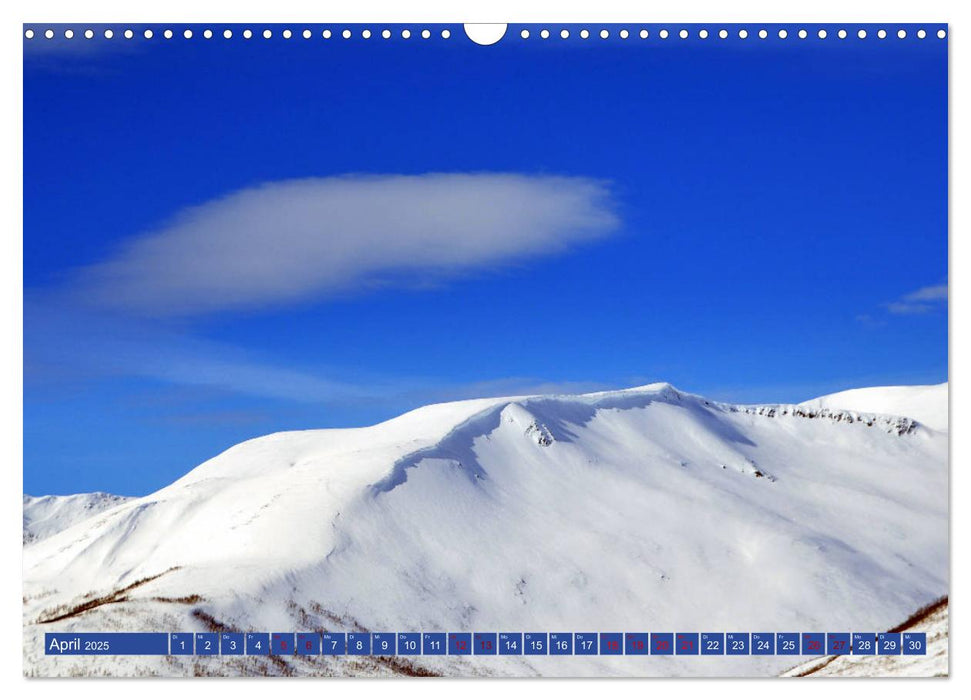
782,597 -> 948,677
23,383 -> 948,677
800,383 -> 948,432
23,493 -> 133,545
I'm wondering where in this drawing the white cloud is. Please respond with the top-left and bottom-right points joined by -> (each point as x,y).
901,284 -> 948,303
72,173 -> 619,316
884,283 -> 948,315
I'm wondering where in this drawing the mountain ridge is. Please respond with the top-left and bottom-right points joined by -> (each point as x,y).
23,381 -> 948,677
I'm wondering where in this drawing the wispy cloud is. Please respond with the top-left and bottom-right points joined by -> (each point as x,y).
884,283 -> 948,315
25,302 -> 405,404
25,298 -> 617,411
68,173 -> 619,317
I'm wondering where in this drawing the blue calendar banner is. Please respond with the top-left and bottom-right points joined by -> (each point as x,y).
777,633 -> 799,655
221,633 -> 244,655
499,633 -> 522,655
474,632 -> 497,655
448,633 -> 471,655
322,632 -> 346,655
700,633 -> 724,655
271,633 -> 294,655
372,633 -> 396,655
44,633 -> 170,656
752,633 -> 774,655
726,632 -> 750,655
574,633 -> 597,655
245,633 -> 269,655
676,633 -> 699,655
170,633 -> 193,655
852,633 -> 877,655
398,633 -> 421,655
41,628 -> 928,657
827,633 -> 850,655
651,633 -> 674,655
878,632 -> 901,655
524,632 -> 548,655
625,632 -> 648,655
802,632 -> 825,655
423,632 -> 446,655
195,633 -> 218,656
903,633 -> 926,656
549,632 -> 572,655
296,632 -> 320,655
600,633 -> 623,655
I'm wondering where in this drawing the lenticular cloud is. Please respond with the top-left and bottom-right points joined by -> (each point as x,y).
73,173 -> 619,316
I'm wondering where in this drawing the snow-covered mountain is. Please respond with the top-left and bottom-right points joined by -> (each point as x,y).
799,383 -> 948,433
23,492 -> 133,545
22,382 -> 948,677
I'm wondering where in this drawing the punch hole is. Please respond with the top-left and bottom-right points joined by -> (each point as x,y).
464,24 -> 507,46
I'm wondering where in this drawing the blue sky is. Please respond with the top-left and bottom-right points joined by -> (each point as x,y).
24,25 -> 948,496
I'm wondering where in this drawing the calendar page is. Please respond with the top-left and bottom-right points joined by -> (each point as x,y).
22,20 -> 948,679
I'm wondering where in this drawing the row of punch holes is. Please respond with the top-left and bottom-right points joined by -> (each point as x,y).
24,25 -> 948,42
